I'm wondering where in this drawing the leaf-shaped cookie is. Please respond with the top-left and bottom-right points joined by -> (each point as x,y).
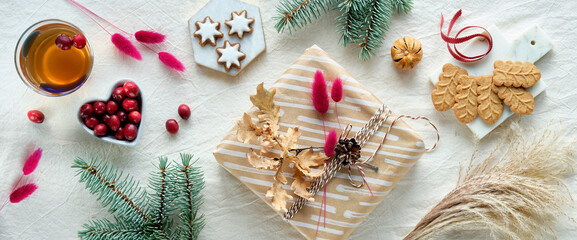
453,75 -> 478,124
496,86 -> 535,115
493,60 -> 541,88
432,63 -> 468,111
476,75 -> 504,124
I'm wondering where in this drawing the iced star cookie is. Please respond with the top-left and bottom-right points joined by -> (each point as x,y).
225,10 -> 255,39
216,41 -> 246,72
193,16 -> 224,47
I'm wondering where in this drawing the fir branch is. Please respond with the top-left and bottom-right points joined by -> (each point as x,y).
79,216 -> 147,240
336,0 -> 368,46
275,0 -> 337,33
357,0 -> 392,60
390,0 -> 413,14
146,157 -> 175,239
72,157 -> 150,223
173,153 -> 205,240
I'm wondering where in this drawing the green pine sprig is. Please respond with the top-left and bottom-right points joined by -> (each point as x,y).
275,0 -> 338,33
73,154 -> 205,240
357,0 -> 392,60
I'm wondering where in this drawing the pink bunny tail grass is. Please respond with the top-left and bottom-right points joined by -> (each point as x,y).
331,78 -> 343,102
158,52 -> 185,72
324,130 -> 338,156
23,148 -> 42,176
9,183 -> 38,203
111,33 -> 142,60
135,30 -> 166,44
312,70 -> 329,114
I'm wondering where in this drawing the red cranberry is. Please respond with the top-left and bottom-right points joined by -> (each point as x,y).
27,110 -> 45,124
128,111 -> 141,124
79,103 -> 93,119
124,123 -> 138,140
73,34 -> 86,49
178,104 -> 191,120
84,117 -> 99,129
115,127 -> 125,140
123,81 -> 139,98
55,34 -> 73,50
94,124 -> 107,136
166,119 -> 179,134
112,87 -> 125,101
93,101 -> 106,115
117,111 -> 128,123
108,115 -> 120,131
106,101 -> 118,114
122,99 -> 138,112
102,114 -> 111,125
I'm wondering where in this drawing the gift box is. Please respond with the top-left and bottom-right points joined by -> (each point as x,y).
214,45 -> 426,239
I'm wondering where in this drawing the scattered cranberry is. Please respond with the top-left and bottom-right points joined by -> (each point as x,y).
178,104 -> 191,120
106,101 -> 118,114
112,87 -> 125,101
84,117 -> 99,129
73,34 -> 86,49
93,101 -> 106,115
122,99 -> 138,112
108,115 -> 120,131
124,123 -> 138,140
102,114 -> 111,125
79,104 -> 93,118
128,111 -> 141,124
115,127 -> 125,140
123,81 -> 139,98
94,124 -> 107,136
55,34 -> 73,50
166,119 -> 179,134
117,111 -> 127,123
27,110 -> 45,124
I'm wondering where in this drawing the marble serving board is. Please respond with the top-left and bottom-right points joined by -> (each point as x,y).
429,25 -> 553,139
188,0 -> 265,76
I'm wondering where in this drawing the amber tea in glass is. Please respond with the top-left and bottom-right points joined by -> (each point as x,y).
15,19 -> 93,96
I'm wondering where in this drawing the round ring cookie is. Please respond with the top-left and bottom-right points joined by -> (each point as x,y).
216,40 -> 246,72
225,10 -> 255,39
193,16 -> 224,47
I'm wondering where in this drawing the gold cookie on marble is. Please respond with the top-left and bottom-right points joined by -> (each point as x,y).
496,86 -> 535,115
493,60 -> 541,88
432,63 -> 468,111
453,75 -> 478,124
476,75 -> 504,124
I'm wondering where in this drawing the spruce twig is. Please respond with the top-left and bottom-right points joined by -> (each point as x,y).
174,153 -> 205,240
357,0 -> 392,60
335,0 -> 367,47
275,0 -> 337,33
390,0 -> 413,14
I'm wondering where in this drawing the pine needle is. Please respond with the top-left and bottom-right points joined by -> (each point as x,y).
357,0 -> 392,60
404,124 -> 576,240
275,0 -> 337,33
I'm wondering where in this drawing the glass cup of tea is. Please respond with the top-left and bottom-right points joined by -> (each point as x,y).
15,19 -> 94,96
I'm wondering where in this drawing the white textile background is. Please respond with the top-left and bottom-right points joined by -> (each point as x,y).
0,0 -> 576,239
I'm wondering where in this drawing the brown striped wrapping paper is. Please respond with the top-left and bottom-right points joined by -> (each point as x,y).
213,45 -> 426,239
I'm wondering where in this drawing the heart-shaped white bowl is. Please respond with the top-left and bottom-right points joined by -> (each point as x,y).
77,79 -> 144,147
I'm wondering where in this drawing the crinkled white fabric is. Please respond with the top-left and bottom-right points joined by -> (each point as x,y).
0,1 -> 576,239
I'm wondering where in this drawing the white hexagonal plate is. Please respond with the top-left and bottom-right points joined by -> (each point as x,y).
188,0 -> 265,76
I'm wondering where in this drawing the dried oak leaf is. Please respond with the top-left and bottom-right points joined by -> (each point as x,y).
280,127 -> 300,157
250,83 -> 280,123
493,60 -> 541,88
247,148 -> 278,170
266,182 -> 293,212
291,170 -> 314,201
293,149 -> 326,178
236,113 -> 261,144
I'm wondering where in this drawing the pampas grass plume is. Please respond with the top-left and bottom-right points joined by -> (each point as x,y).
9,183 -> 38,203
324,130 -> 337,156
331,78 -> 343,102
158,52 -> 185,72
111,33 -> 142,60
312,70 -> 329,114
135,30 -> 166,44
23,148 -> 42,175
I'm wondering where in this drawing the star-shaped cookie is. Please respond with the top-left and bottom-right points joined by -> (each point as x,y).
225,10 -> 255,39
193,16 -> 224,47
216,40 -> 246,72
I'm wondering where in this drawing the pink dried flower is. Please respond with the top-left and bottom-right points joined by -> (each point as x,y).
331,78 -> 343,102
158,52 -> 185,72
312,70 -> 329,114
135,30 -> 166,44
9,183 -> 38,203
324,130 -> 337,156
23,148 -> 42,175
111,33 -> 142,60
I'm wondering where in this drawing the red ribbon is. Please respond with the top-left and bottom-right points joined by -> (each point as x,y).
441,9 -> 493,62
